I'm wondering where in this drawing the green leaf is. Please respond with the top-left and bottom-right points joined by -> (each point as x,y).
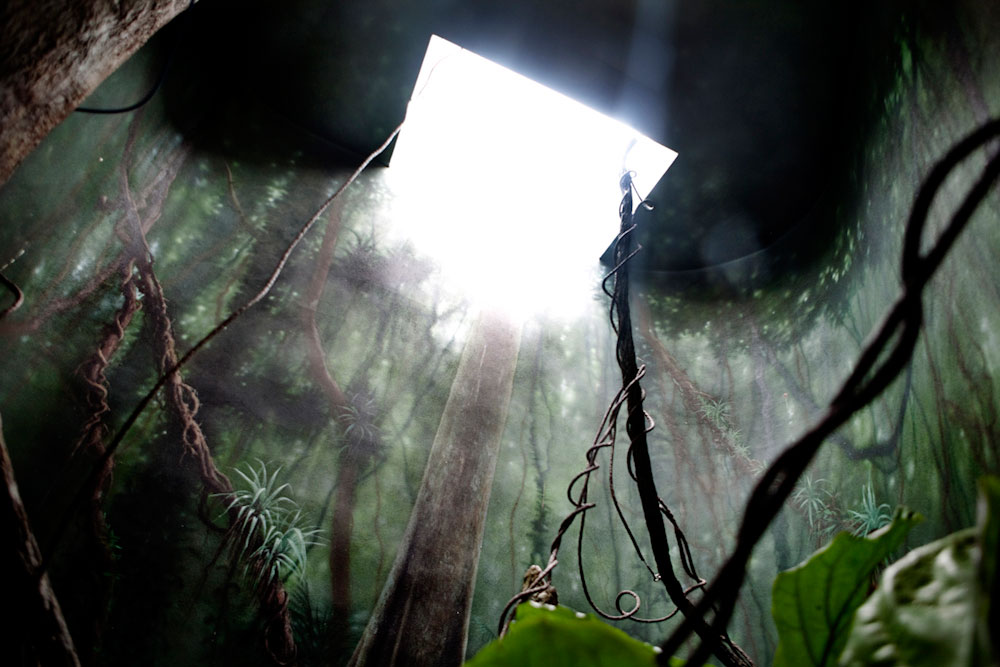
463,603 -> 684,667
839,528 -> 978,666
840,477 -> 999,667
772,507 -> 922,667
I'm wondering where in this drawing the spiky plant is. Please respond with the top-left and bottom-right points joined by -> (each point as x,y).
337,390 -> 384,465
846,476 -> 892,537
218,460 -> 295,561
793,474 -> 834,532
246,509 -> 324,591
698,397 -> 731,428
289,584 -> 333,664
214,460 -> 324,592
730,437 -> 751,461
338,403 -> 380,446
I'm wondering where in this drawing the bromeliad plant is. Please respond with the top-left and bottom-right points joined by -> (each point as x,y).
698,397 -> 732,427
792,474 -> 841,539
480,120 -> 1000,667
846,474 -> 893,537
470,477 -> 1000,667
215,460 -> 324,593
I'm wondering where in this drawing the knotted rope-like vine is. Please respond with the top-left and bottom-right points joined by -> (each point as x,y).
72,260 -> 142,564
40,117 -> 403,666
662,119 -> 1000,667
502,120 -> 999,666
498,171 -> 752,667
46,123 -> 403,558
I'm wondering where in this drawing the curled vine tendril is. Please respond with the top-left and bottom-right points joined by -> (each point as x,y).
0,272 -> 23,319
501,120 -> 999,667
498,171 -> 745,666
663,117 -> 1000,667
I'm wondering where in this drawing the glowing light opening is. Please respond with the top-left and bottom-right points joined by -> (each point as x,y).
389,35 -> 677,321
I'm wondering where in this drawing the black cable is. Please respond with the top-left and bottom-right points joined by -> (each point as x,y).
74,0 -> 194,115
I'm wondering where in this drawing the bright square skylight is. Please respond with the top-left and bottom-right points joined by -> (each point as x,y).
389,35 -> 677,320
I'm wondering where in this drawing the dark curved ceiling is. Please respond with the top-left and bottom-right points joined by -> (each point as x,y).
170,0 -> 862,276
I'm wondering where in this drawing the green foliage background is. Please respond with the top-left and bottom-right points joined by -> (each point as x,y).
1,2 -> 999,665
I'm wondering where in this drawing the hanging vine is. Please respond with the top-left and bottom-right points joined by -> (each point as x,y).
662,118 -> 1000,667
499,119 -> 1000,667
499,170 -> 752,666
32,113 -> 405,665
67,259 -> 141,649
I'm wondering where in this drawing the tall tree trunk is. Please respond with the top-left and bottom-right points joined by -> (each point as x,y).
349,310 -> 521,667
329,456 -> 359,653
297,197 -> 367,654
1,414 -> 81,667
0,0 -> 193,186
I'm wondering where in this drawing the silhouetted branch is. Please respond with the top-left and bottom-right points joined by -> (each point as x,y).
1,413 -> 81,667
662,118 -> 1000,667
0,272 -> 23,318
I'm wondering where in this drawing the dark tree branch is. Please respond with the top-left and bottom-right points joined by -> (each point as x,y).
0,272 -> 24,317
1,413 -> 81,667
0,0 -> 196,186
662,118 -> 1000,667
609,176 -> 752,667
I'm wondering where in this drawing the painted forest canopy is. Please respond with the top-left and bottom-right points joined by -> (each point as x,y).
1,2 -> 999,667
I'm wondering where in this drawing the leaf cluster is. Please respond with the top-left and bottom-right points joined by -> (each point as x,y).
772,507 -> 922,667
792,475 -> 839,537
776,477 -> 999,667
214,460 -> 325,593
845,477 -> 893,538
466,477 -> 1000,667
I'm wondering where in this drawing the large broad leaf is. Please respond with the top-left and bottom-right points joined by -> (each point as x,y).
838,527 -> 978,666
464,602 -> 684,667
840,477 -> 999,666
772,507 -> 922,667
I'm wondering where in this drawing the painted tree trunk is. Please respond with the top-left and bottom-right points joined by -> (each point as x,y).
0,0 -> 193,185
1,414 -> 81,667
329,458 -> 359,651
348,310 -> 521,667
298,198 -> 363,653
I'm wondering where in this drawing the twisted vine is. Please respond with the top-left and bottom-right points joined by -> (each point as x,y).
500,119 -> 999,667
0,271 -> 24,318
40,119 -> 404,666
70,260 -> 142,645
662,119 -> 1000,666
498,171 -> 752,666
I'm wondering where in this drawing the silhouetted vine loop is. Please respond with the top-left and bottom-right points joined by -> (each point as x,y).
663,118 -> 1000,667
0,272 -> 24,319
497,170 -> 751,667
